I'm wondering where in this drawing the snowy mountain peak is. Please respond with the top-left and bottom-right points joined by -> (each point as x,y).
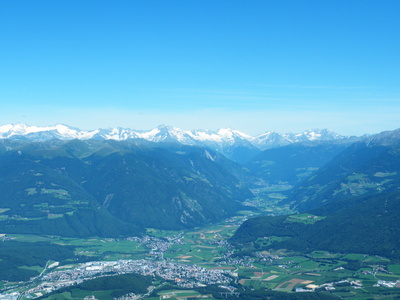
0,123 -> 87,140
217,128 -> 252,140
0,123 -> 349,152
283,128 -> 343,143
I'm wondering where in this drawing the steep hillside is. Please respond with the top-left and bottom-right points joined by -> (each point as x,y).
231,129 -> 400,259
80,143 -> 252,229
231,190 -> 400,258
0,146 -> 142,237
0,139 -> 253,236
284,129 -> 400,212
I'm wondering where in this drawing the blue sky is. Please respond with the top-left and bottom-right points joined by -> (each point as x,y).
0,0 -> 399,136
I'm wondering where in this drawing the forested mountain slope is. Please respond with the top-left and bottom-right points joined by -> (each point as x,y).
284,129 -> 400,212
232,129 -> 400,259
231,190 -> 400,258
0,139 -> 252,237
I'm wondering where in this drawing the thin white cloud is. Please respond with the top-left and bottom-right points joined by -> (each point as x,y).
243,84 -> 376,90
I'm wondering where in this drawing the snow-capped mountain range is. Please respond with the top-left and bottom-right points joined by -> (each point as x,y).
0,123 -> 349,151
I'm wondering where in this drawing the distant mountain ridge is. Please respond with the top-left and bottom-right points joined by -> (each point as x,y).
245,140 -> 355,186
0,123 -> 351,150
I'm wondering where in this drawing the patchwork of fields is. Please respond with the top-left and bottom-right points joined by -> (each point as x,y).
2,195 -> 400,299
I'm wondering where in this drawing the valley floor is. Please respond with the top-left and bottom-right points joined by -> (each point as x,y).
1,192 -> 400,300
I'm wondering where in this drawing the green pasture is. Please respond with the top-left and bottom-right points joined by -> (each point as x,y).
166,245 -> 220,264
266,193 -> 287,200
189,222 -> 239,238
9,234 -> 54,242
72,239 -> 147,260
37,287 -> 141,300
374,171 -> 397,177
8,235 -> 148,260
285,213 -> 326,224
40,188 -> 71,200
263,186 -> 292,192
241,279 -> 266,289
18,265 -> 43,273
38,291 -> 73,300
388,264 -> 400,274
375,273 -> 400,281
278,255 -> 309,264
308,251 -> 341,259
244,195 -> 293,214
296,259 -> 321,270
158,289 -> 202,298
238,267 -> 259,278
71,289 -> 114,299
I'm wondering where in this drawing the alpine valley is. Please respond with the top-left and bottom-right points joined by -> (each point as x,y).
1,124 -> 400,300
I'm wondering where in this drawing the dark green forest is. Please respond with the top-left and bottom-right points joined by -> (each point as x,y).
0,241 -> 75,281
231,190 -> 400,258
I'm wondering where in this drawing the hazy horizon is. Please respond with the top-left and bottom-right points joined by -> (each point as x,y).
1,1 -> 399,136
0,121 -> 392,137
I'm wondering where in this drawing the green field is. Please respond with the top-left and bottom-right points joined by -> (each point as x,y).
40,288 -> 115,300
388,264 -> 400,273
286,213 -> 326,224
3,195 -> 400,300
157,290 -> 206,299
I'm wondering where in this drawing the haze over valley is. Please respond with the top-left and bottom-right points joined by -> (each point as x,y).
1,124 -> 400,299
1,0 -> 399,299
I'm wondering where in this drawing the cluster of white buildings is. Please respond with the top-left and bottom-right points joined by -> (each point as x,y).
126,234 -> 184,259
0,292 -> 19,300
375,280 -> 400,288
23,258 -> 232,297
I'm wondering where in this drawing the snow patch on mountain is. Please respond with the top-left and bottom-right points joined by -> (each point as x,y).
204,150 -> 215,161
